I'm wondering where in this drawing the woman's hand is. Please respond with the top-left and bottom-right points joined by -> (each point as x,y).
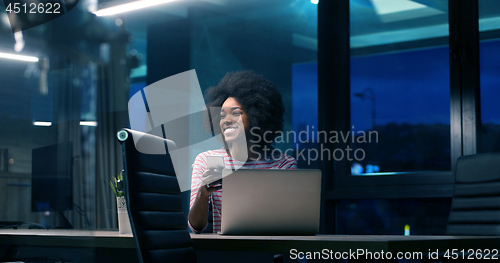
201,168 -> 223,191
188,168 -> 222,232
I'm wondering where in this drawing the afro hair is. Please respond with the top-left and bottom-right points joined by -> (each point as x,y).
204,70 -> 285,146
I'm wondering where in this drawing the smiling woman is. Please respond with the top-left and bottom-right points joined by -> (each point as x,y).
188,71 -> 297,233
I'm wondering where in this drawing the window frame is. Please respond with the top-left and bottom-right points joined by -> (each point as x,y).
318,0 -> 481,233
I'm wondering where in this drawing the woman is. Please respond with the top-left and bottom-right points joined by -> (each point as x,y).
188,71 -> 297,233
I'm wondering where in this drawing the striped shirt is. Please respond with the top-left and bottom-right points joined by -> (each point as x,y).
189,148 -> 297,233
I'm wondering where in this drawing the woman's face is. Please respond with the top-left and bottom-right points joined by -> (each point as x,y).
220,97 -> 249,143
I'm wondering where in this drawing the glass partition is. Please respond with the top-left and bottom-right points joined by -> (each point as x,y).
478,0 -> 500,153
349,0 -> 450,175
0,0 -> 317,231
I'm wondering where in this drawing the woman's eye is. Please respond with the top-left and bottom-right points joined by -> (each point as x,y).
233,111 -> 241,116
220,114 -> 226,119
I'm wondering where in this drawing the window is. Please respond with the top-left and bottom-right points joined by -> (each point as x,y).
350,0 -> 450,175
478,0 -> 500,153
325,0 -> 495,234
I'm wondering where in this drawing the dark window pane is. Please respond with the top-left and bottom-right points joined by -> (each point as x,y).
478,0 -> 500,153
337,198 -> 451,235
350,0 -> 450,174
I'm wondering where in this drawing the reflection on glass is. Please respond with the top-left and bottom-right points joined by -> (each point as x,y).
337,198 -> 451,235
350,0 -> 450,174
0,0 -> 318,234
478,0 -> 500,153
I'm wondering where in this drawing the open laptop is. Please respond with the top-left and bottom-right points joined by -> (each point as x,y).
220,169 -> 321,235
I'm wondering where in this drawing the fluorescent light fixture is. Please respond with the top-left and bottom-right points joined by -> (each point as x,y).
93,0 -> 178,17
33,121 -> 52,126
350,23 -> 448,48
293,34 -> 317,51
370,0 -> 444,23
310,0 -> 319,4
80,121 -> 98,126
0,52 -> 38,62
371,0 -> 427,15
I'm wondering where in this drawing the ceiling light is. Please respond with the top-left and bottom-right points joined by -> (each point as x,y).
370,0 -> 444,23
80,121 -> 98,126
33,121 -> 52,126
93,0 -> 178,17
0,52 -> 38,62
310,0 -> 319,4
371,0 -> 427,15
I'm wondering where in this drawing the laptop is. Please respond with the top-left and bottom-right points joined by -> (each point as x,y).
220,169 -> 321,235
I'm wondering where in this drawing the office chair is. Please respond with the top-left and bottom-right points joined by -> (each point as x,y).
117,129 -> 197,263
421,152 -> 500,263
446,152 -> 500,236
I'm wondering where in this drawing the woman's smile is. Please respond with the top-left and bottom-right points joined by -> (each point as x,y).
220,97 -> 249,143
223,126 -> 239,135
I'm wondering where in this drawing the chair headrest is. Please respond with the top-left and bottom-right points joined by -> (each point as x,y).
117,128 -> 177,155
455,152 -> 500,183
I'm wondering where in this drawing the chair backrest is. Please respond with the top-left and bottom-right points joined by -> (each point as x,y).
117,129 -> 196,263
447,152 -> 500,235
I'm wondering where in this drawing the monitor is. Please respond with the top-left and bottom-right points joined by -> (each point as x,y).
31,142 -> 73,212
221,169 -> 321,235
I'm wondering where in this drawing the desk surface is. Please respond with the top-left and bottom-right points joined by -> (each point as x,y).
1,229 -> 500,253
